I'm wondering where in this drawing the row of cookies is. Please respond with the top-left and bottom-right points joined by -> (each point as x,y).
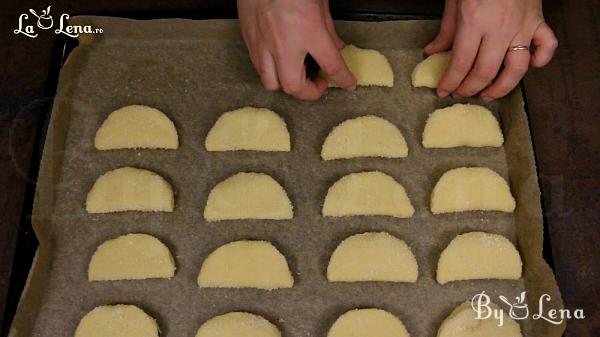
88,231 -> 521,286
96,103 -> 503,155
85,166 -> 515,217
75,302 -> 521,337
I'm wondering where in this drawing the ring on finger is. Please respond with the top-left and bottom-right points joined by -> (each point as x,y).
508,45 -> 530,52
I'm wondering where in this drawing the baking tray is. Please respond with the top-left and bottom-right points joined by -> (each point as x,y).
1,12 -> 560,337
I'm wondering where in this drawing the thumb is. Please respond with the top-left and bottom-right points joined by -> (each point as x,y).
425,0 -> 458,54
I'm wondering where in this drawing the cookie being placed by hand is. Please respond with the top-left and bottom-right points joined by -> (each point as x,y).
322,45 -> 394,87
411,51 -> 451,88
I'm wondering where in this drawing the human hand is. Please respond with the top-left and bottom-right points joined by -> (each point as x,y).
425,0 -> 558,101
237,0 -> 356,100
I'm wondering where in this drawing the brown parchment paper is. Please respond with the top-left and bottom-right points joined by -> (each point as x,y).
11,17 -> 565,337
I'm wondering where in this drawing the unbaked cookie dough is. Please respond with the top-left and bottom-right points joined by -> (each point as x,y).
205,107 -> 291,152
75,305 -> 159,337
430,167 -> 516,214
328,309 -> 410,337
437,301 -> 522,337
321,115 -> 408,160
437,232 -> 522,284
423,104 -> 504,148
323,171 -> 414,218
203,172 -> 293,221
327,232 -> 418,283
88,233 -> 175,281
196,312 -> 281,337
94,105 -> 178,150
322,45 -> 394,87
197,240 -> 294,290
86,167 -> 174,213
411,51 -> 451,88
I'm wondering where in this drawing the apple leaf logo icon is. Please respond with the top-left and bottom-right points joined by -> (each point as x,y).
29,5 -> 53,30
499,292 -> 529,320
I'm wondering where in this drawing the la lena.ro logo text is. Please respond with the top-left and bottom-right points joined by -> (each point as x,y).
14,5 -> 103,38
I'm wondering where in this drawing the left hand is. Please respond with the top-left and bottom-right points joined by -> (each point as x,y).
426,0 -> 558,101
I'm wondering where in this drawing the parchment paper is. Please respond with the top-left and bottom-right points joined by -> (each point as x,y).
10,17 -> 565,337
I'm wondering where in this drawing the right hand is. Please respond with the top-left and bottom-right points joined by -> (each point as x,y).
237,0 -> 356,100
425,0 -> 557,101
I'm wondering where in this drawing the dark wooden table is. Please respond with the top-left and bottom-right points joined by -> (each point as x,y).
1,0 -> 598,336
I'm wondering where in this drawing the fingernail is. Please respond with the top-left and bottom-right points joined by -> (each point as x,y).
481,96 -> 493,102
438,90 -> 449,98
452,93 -> 463,100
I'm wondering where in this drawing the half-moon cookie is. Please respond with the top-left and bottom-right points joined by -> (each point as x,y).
203,172 -> 293,221
75,305 -> 159,337
437,301 -> 522,337
323,171 -> 414,218
437,231 -> 522,284
86,167 -> 174,213
411,51 -> 451,88
328,309 -> 410,337
196,312 -> 281,337
423,104 -> 504,148
88,233 -> 175,281
328,232 -> 418,283
430,167 -> 516,214
197,240 -> 294,290
323,45 -> 394,87
321,115 -> 408,160
205,107 -> 290,152
94,105 -> 178,150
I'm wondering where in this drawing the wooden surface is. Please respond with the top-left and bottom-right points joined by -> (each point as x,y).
0,0 -> 598,336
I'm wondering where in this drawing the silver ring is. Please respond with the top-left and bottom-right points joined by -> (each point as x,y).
508,45 -> 530,52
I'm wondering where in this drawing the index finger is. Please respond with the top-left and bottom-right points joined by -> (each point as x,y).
437,26 -> 481,97
309,35 -> 357,91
